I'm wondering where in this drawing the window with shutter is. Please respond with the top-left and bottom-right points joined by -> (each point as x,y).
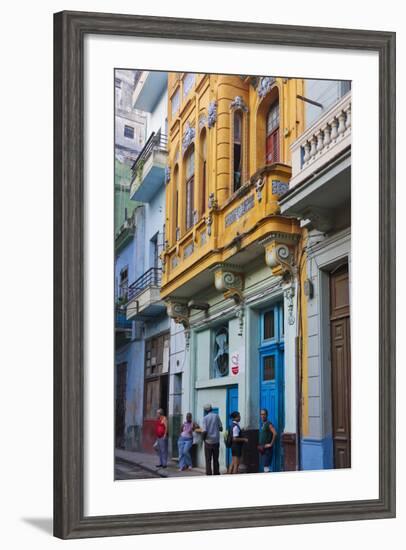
266,101 -> 280,164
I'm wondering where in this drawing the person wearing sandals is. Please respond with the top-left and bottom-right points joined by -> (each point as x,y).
177,412 -> 199,471
228,411 -> 248,474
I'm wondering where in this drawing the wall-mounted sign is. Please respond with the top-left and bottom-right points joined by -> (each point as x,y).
231,352 -> 239,375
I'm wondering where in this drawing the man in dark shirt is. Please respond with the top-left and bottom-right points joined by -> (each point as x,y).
257,408 -> 277,473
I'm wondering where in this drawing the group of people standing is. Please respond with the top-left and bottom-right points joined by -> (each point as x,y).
153,405 -> 277,475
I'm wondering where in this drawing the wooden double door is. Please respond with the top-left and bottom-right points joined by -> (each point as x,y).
330,264 -> 351,468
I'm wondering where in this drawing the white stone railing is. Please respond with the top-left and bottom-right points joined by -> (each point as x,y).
290,92 -> 351,187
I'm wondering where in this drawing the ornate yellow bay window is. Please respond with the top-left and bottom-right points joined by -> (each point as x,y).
161,73 -> 305,303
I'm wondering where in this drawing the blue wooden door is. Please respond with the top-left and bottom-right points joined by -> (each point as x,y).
226,385 -> 238,467
259,304 -> 284,471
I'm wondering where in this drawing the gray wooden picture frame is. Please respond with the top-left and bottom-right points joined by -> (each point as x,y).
54,10 -> 396,539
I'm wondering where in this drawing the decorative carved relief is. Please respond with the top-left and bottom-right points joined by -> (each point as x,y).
236,305 -> 245,336
230,96 -> 248,112
284,285 -> 295,326
255,176 -> 266,202
171,254 -> 180,268
160,251 -> 166,273
208,100 -> 217,128
199,114 -> 207,130
193,209 -> 198,225
165,165 -> 171,184
225,194 -> 254,227
205,214 -> 212,236
175,227 -> 181,241
208,192 -> 218,211
182,121 -> 196,153
257,76 -> 276,99
272,180 -> 289,196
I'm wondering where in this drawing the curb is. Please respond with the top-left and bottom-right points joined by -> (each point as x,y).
115,454 -> 167,477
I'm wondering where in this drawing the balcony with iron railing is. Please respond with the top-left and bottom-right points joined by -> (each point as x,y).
115,303 -> 133,331
130,131 -> 168,203
126,267 -> 166,320
115,213 -> 135,253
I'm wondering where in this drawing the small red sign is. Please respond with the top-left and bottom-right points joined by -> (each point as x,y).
231,353 -> 239,376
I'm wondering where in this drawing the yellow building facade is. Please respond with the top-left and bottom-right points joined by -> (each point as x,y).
158,72 -> 314,473
159,70 -> 351,473
161,73 -> 305,301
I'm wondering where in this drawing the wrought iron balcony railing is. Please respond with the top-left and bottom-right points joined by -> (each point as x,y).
115,304 -> 132,330
127,267 -> 162,302
131,131 -> 168,182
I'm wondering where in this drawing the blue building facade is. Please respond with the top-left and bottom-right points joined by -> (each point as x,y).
125,71 -> 171,454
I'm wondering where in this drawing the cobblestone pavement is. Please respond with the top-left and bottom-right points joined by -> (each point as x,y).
114,457 -> 161,480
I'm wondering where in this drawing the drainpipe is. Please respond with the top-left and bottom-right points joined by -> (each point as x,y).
295,334 -> 302,471
295,271 -> 303,471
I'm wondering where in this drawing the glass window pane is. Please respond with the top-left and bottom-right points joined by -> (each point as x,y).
124,125 -> 134,139
234,111 -> 242,141
212,325 -> 229,378
267,102 -> 279,134
186,148 -> 195,179
171,88 -> 180,117
263,310 -> 275,339
263,355 -> 275,381
183,73 -> 196,98
280,306 -> 284,337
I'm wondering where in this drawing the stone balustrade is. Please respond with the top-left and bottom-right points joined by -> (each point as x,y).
290,92 -> 351,189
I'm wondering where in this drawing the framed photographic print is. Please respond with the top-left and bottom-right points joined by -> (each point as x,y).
54,10 -> 396,539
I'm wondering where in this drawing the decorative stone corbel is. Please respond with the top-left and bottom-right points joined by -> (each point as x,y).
212,263 -> 244,305
166,300 -> 191,350
261,232 -> 299,281
261,233 -> 299,326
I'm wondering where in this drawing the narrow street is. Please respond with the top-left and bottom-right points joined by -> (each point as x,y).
114,457 -> 161,480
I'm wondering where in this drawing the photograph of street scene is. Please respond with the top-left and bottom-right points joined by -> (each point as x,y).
114,70 -> 351,480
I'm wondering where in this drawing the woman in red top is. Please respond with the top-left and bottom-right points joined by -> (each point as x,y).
154,408 -> 168,468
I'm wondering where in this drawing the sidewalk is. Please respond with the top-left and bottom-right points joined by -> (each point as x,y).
115,448 -> 207,478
